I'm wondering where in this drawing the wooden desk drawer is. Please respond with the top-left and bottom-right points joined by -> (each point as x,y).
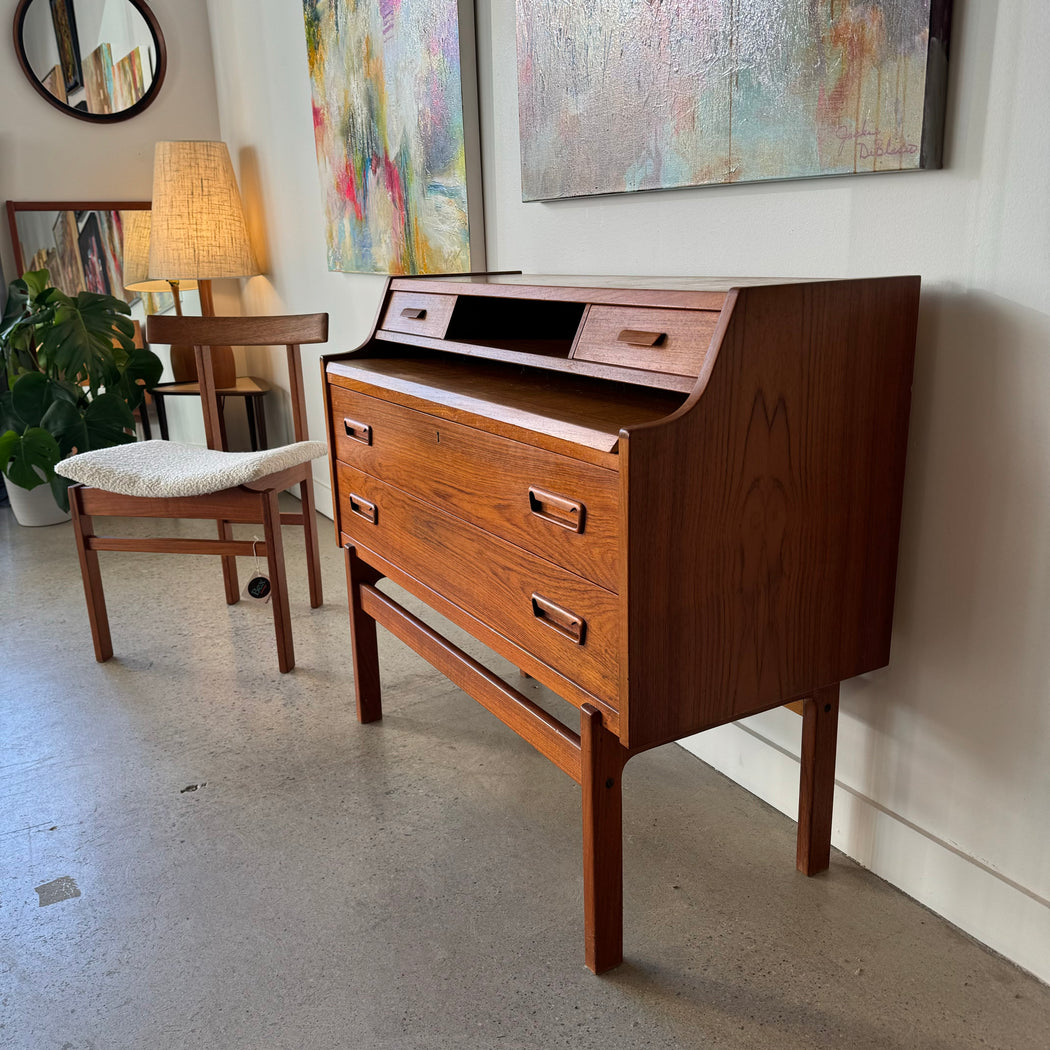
573,305 -> 718,377
379,291 -> 455,338
330,386 -> 620,591
337,463 -> 620,704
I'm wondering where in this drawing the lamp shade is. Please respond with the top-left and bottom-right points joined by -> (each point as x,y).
121,210 -> 198,294
148,140 -> 259,281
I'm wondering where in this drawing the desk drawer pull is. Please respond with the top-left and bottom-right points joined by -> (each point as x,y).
343,418 -> 373,445
531,593 -> 586,645
528,486 -> 585,533
400,307 -> 427,320
348,493 -> 377,524
617,328 -> 666,347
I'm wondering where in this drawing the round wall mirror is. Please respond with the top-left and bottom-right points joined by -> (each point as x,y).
13,0 -> 166,123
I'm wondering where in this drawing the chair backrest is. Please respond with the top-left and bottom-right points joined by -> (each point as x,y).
146,313 -> 328,451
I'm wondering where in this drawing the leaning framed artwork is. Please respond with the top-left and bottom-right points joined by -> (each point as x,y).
517,0 -> 953,201
302,0 -> 484,274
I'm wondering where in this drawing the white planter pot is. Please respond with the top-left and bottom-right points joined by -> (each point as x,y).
4,478 -> 71,527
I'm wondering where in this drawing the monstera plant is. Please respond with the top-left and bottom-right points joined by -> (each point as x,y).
0,269 -> 163,511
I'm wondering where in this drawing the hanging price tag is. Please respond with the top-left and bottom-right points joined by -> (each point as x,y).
242,538 -> 272,604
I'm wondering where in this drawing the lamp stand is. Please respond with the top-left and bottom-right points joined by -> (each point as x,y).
167,277 -> 237,388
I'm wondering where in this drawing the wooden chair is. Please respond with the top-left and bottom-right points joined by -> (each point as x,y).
57,313 -> 329,673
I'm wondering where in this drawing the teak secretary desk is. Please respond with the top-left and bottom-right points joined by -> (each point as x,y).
322,274 -> 920,972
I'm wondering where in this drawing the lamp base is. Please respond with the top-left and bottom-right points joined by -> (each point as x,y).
170,344 -> 237,388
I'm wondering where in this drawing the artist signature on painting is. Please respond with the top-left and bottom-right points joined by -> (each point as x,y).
834,120 -> 918,162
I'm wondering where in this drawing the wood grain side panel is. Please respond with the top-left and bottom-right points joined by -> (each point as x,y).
622,277 -> 920,748
330,386 -> 621,590
337,464 -> 621,705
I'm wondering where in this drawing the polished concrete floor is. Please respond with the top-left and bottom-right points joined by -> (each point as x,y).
2,494 -> 1048,1050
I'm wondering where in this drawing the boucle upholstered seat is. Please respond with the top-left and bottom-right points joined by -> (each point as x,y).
65,312 -> 329,674
57,439 -> 329,498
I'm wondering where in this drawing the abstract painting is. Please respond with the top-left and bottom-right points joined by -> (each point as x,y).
517,0 -> 952,201
78,213 -> 111,295
98,211 -> 128,304
51,210 -> 85,296
113,48 -> 145,111
41,64 -> 67,104
302,0 -> 481,274
49,0 -> 82,94
83,43 -> 115,115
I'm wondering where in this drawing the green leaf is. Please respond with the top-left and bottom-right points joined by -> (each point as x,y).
22,269 -> 51,298
124,346 -> 164,391
50,471 -> 72,513
0,429 -> 18,471
40,398 -> 86,458
83,391 -> 135,450
1,426 -> 60,489
0,391 -> 15,433
10,371 -> 52,428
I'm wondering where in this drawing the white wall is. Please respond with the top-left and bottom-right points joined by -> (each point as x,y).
204,0 -> 1049,982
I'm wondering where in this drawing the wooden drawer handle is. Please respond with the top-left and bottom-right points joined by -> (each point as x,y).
531,593 -> 586,645
528,486 -> 586,533
617,328 -> 666,347
343,418 -> 373,445
348,493 -> 377,524
400,307 -> 427,320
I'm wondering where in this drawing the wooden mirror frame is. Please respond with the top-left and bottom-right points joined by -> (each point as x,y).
13,0 -> 167,124
6,199 -> 150,285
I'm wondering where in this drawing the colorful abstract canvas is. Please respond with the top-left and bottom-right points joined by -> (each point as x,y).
303,0 -> 478,274
49,0 -> 82,94
50,210 -> 85,296
78,213 -> 111,295
113,48 -> 145,111
517,0 -> 952,201
98,211 -> 128,304
83,42 -> 115,115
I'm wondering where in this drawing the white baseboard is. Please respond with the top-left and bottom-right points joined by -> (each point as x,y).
680,720 -> 1050,984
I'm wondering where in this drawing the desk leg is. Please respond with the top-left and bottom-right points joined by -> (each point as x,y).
796,684 -> 840,876
245,396 -> 259,451
255,396 -> 268,450
154,394 -> 169,441
581,704 -> 629,974
345,546 -> 383,723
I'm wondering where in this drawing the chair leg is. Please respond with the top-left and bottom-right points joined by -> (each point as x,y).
344,545 -> 382,723
69,486 -> 113,663
796,684 -> 840,876
262,489 -> 295,673
581,704 -> 629,974
299,478 -> 323,609
218,519 -> 239,604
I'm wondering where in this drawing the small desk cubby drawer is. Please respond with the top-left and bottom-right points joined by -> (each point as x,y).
379,291 -> 456,338
330,386 -> 620,591
573,305 -> 718,377
336,463 -> 621,704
